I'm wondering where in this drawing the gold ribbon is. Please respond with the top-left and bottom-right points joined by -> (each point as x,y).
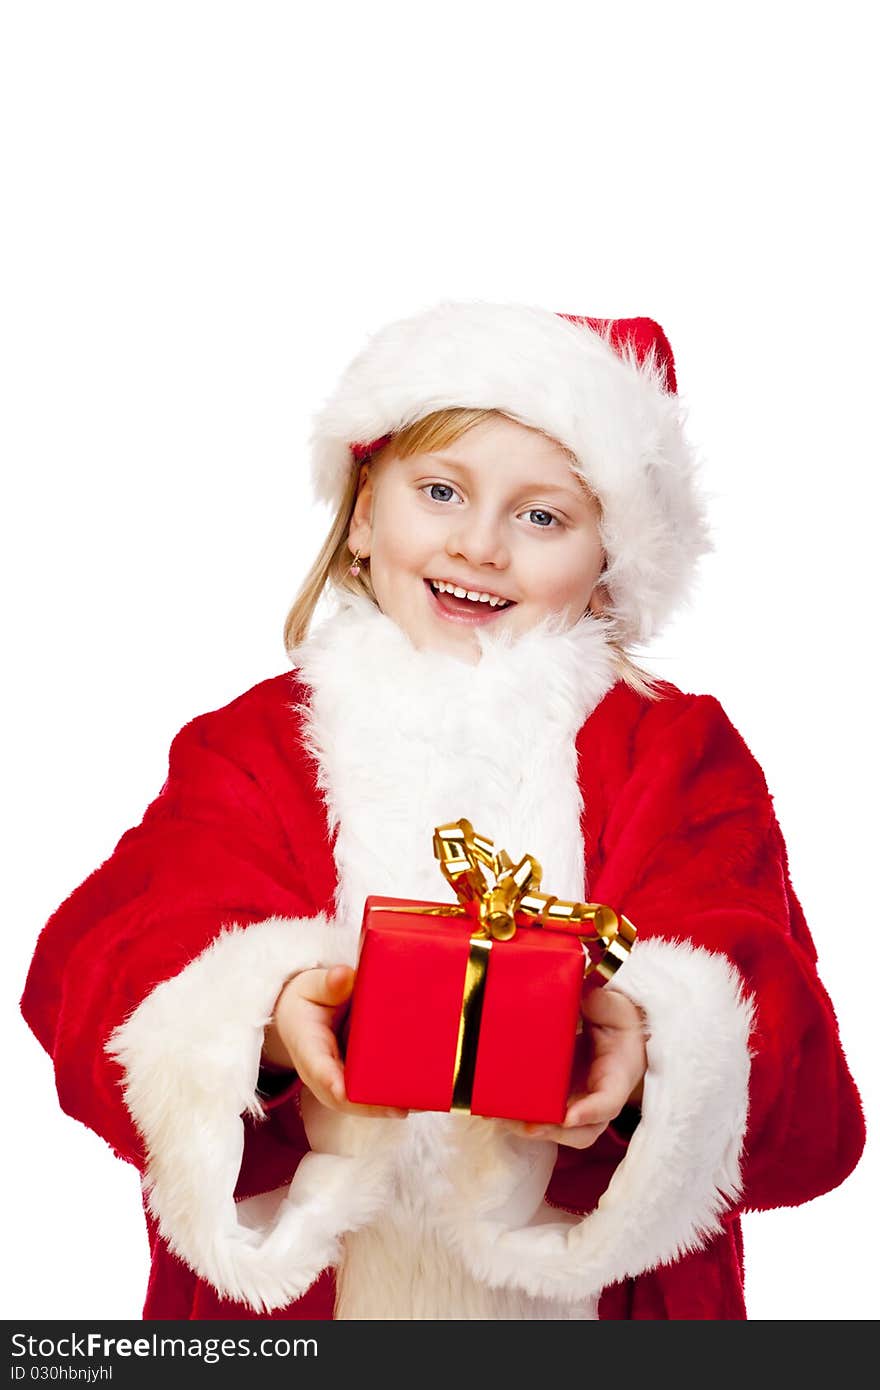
369,818 -> 637,1113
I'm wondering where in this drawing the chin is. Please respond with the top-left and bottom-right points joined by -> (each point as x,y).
436,632 -> 483,665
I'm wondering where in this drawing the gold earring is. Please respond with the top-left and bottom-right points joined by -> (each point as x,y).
350,549 -> 363,576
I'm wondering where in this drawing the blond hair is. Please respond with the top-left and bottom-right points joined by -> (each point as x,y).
283,408 -> 664,700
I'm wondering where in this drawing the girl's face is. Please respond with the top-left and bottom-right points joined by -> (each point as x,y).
347,414 -> 608,664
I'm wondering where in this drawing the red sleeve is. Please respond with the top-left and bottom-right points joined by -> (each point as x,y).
591,690 -> 865,1213
19,683 -> 330,1170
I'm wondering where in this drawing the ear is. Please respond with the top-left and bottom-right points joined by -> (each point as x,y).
587,573 -> 611,618
347,464 -> 374,558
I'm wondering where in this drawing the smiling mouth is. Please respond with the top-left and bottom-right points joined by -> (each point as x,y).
425,577 -> 515,609
423,577 -> 517,625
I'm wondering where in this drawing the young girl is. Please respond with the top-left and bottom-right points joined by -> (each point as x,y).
21,300 -> 865,1321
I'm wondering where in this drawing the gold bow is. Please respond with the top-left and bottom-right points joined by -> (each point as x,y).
367,819 -> 637,1113
432,818 -> 636,978
372,817 -> 636,980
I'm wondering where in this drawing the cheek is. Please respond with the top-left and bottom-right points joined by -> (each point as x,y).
373,495 -> 442,567
522,547 -> 599,605
370,512 -> 431,582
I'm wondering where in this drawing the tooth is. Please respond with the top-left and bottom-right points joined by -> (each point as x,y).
429,579 -> 510,607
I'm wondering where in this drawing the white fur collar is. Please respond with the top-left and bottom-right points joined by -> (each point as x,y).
285,607 -> 753,1317
108,587 -> 753,1318
289,590 -> 620,949
285,592 -> 621,1317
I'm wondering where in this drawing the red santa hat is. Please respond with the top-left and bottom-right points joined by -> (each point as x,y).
308,300 -> 713,644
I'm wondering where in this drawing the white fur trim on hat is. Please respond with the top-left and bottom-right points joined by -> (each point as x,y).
308,300 -> 713,645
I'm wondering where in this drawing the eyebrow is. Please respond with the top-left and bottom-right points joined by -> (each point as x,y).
413,452 -> 590,506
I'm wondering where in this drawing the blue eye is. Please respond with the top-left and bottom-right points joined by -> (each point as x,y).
420,484 -> 562,529
424,483 -> 457,503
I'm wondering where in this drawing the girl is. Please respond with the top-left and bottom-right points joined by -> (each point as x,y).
20,300 -> 865,1320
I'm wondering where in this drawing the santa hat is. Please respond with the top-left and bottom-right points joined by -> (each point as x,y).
308,300 -> 712,645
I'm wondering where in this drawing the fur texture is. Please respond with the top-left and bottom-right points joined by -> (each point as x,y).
434,938 -> 754,1301
308,301 -> 714,643
109,594 -> 637,1317
20,594 -> 865,1319
281,596 -> 754,1314
105,914 -> 401,1315
290,593 -> 621,928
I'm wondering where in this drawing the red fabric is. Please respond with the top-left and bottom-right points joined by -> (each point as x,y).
351,434 -> 392,463
20,671 -> 865,1320
581,684 -> 865,1213
560,315 -> 677,393
20,674 -> 337,1175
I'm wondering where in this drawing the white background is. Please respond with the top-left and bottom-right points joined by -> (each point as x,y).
3,1 -> 876,1320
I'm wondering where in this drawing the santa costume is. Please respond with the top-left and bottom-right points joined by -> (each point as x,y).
20,302 -> 865,1320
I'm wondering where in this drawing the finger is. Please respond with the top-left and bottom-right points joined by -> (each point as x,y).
556,1121 -> 608,1150
520,1121 -> 608,1150
300,1052 -> 347,1107
353,1105 -> 409,1119
335,1095 -> 409,1119
520,1121 -> 558,1139
298,964 -> 356,1008
581,987 -> 643,1030
503,1120 -> 544,1139
565,1082 -> 630,1128
290,1017 -> 342,1076
299,1047 -> 407,1119
296,1069 -> 338,1111
301,1067 -> 407,1119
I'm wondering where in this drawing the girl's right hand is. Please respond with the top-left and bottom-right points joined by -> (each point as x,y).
264,964 -> 407,1119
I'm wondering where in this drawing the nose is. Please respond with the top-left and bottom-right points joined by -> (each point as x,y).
444,508 -> 510,571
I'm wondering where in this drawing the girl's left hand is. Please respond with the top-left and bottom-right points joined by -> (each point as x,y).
505,987 -> 648,1150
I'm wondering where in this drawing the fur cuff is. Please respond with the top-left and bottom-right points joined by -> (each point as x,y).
105,914 -> 401,1314
436,938 -> 755,1302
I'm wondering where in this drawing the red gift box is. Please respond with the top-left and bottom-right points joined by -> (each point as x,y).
344,819 -> 636,1125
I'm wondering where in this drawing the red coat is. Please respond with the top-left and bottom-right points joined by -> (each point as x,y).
20,595 -> 865,1320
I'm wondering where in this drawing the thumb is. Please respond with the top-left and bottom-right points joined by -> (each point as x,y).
302,964 -> 355,1008
582,986 -> 642,1030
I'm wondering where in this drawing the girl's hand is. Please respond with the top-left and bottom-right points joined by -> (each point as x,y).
263,965 -> 407,1119
506,987 -> 647,1150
